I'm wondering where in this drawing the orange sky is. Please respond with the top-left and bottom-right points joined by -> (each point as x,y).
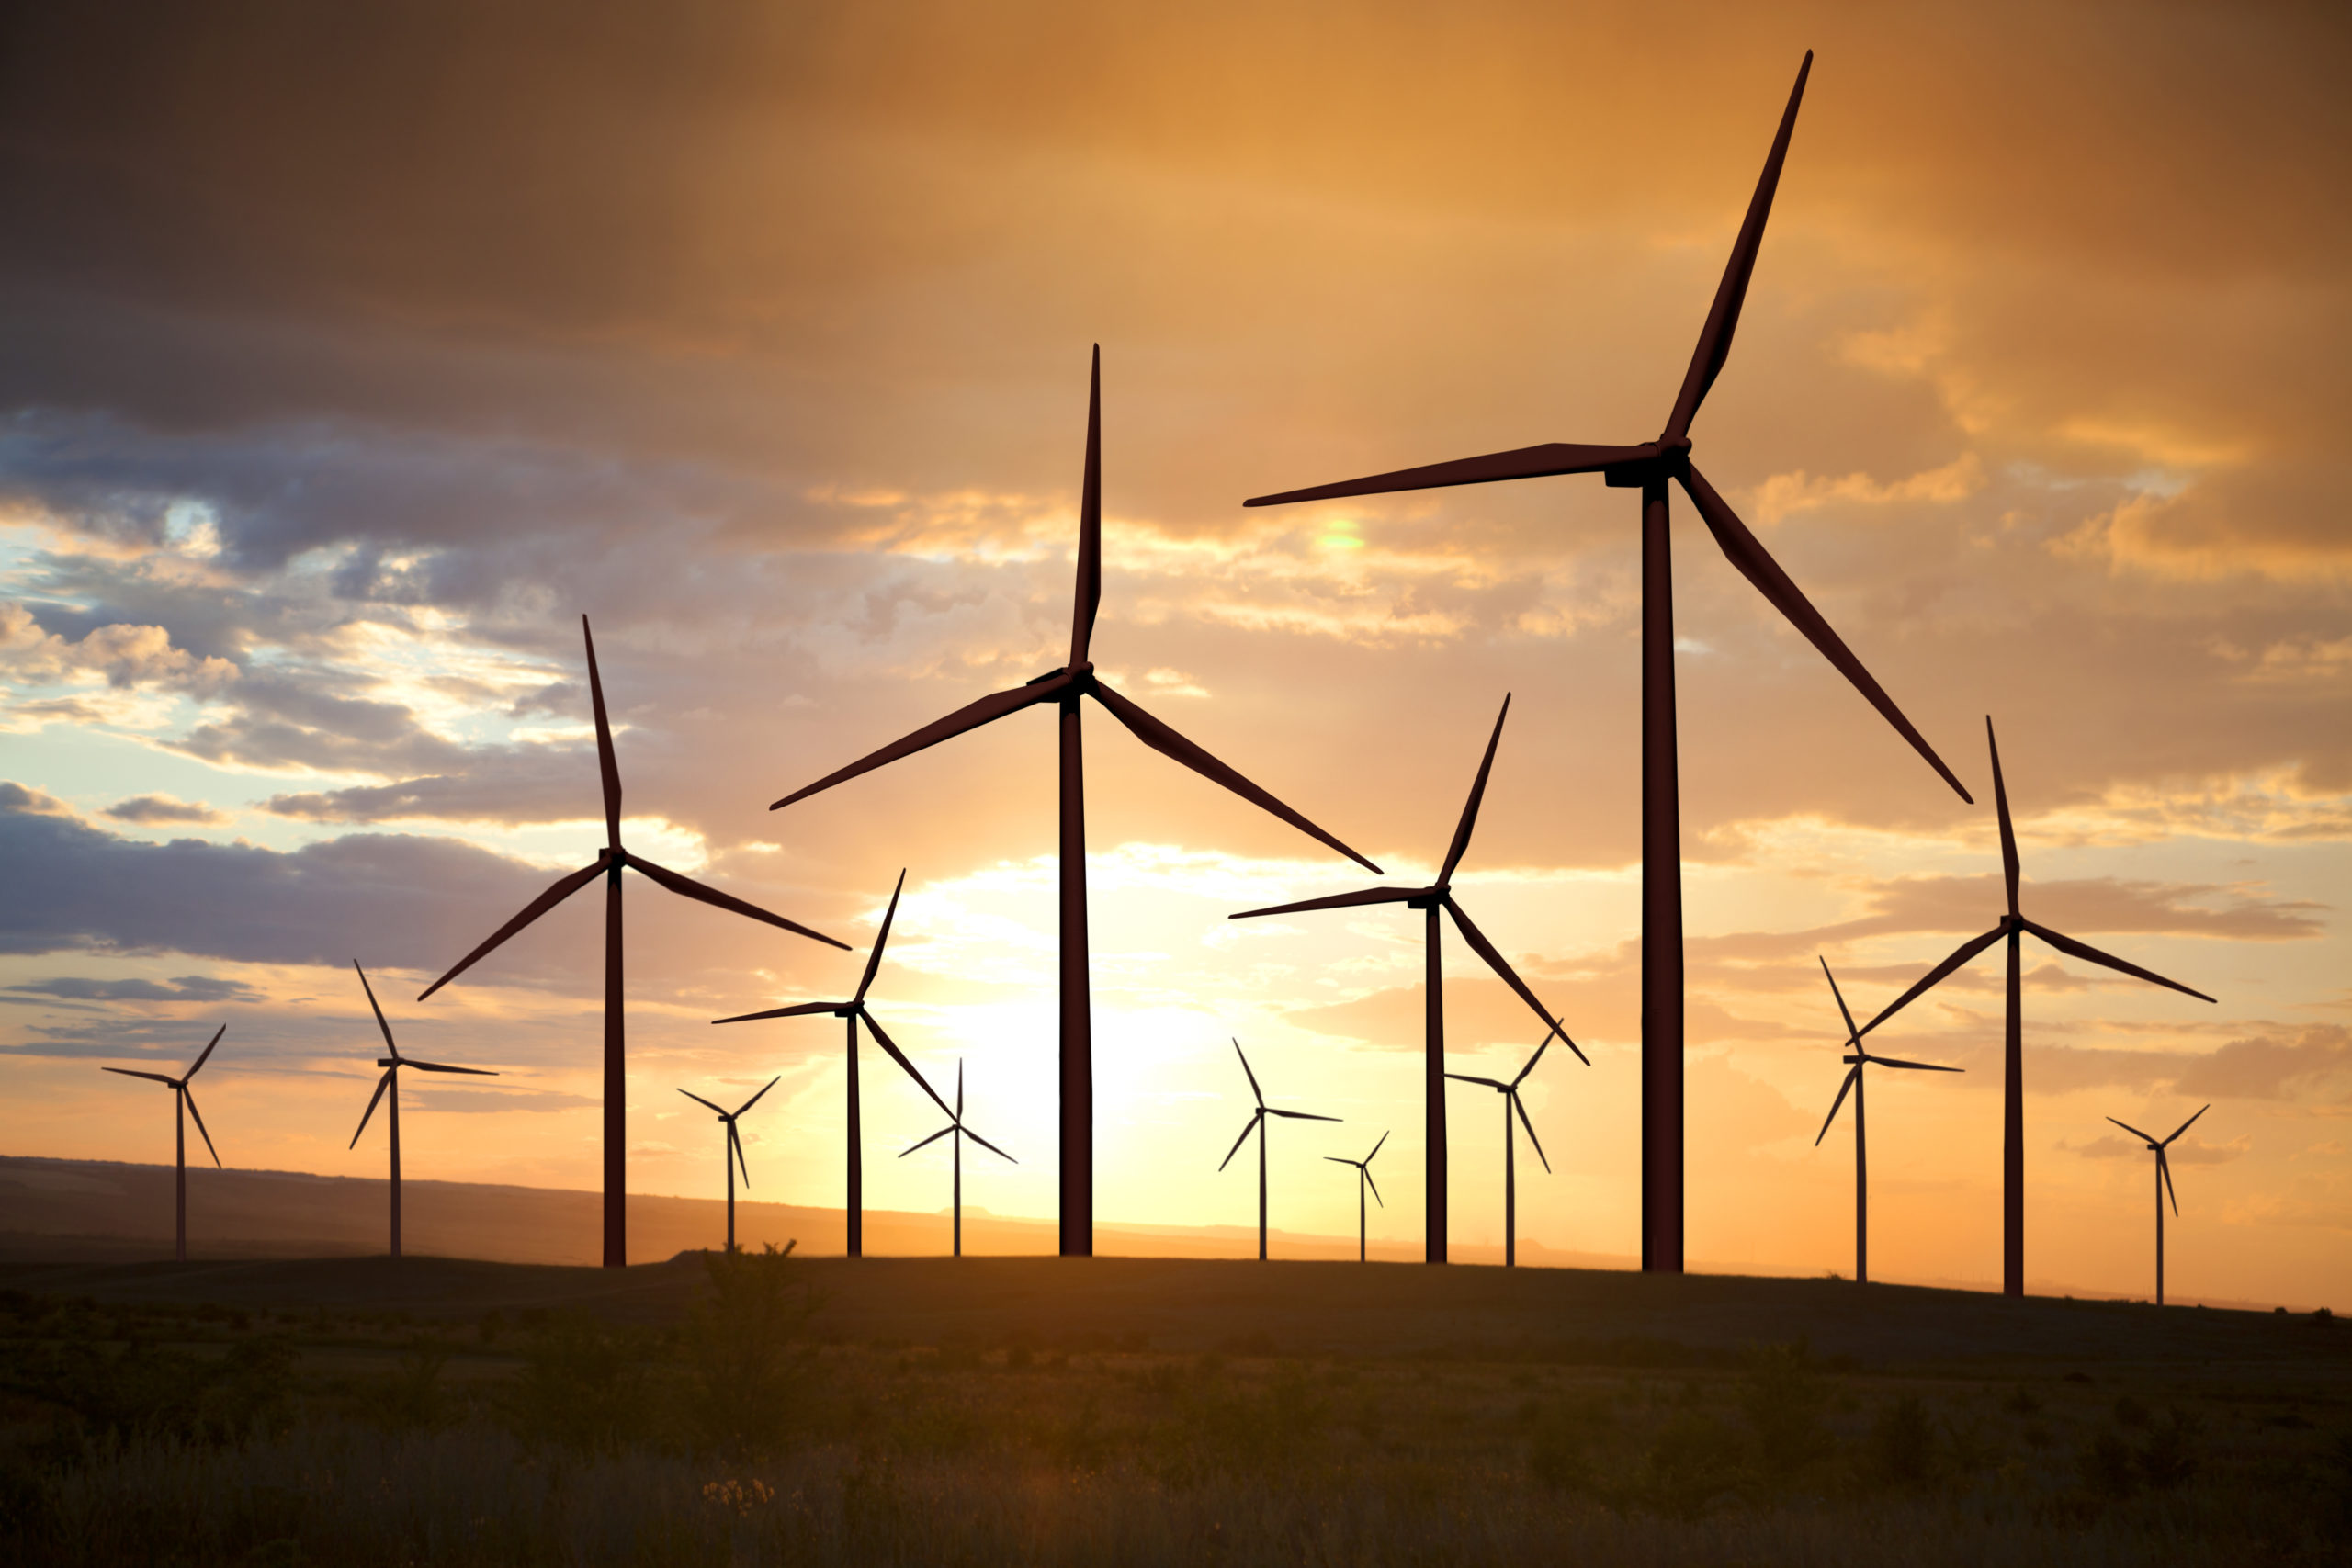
1,0 -> 2346,1304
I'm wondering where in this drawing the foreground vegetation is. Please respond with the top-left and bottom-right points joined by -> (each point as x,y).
2,1249 -> 2346,1565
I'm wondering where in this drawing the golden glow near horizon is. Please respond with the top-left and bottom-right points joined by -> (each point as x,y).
0,1 -> 2345,1305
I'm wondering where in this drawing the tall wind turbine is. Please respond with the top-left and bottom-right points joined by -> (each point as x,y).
1858,719 -> 2214,1297
419,616 -> 847,1268
1812,958 -> 1959,1285
101,1025 -> 225,1263
768,349 -> 1379,1257
1323,1131 -> 1388,1263
714,870 -> 952,1258
1445,1032 -> 1559,1268
900,1061 -> 1016,1258
676,1076 -> 778,1254
1230,694 -> 1584,1262
349,960 -> 497,1259
1241,52 -> 1971,1274
2105,1105 -> 2209,1307
1217,1040 -> 1340,1261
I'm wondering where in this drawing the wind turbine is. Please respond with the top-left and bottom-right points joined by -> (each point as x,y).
1230,694 -> 1584,1262
101,1025 -> 225,1262
1858,718 -> 2214,1297
418,615 -> 847,1268
676,1076 -> 779,1253
768,349 -> 1379,1257
1444,1032 -> 1559,1268
1217,1040 -> 1340,1260
714,870 -> 952,1258
1323,1131 -> 1388,1262
348,960 -> 497,1259
2104,1105 -> 2209,1307
1240,52 -> 1972,1274
900,1061 -> 1016,1258
1812,957 -> 1959,1285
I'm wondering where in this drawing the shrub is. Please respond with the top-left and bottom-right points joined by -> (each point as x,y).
1740,1340 -> 1832,1483
1866,1394 -> 1938,1490
683,1243 -> 821,1459
503,1313 -> 655,1454
2136,1409 -> 2200,1492
2081,1429 -> 2137,1500
1644,1408 -> 1745,1518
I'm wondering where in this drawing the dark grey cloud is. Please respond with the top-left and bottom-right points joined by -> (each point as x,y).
103,794 -> 226,827
4,975 -> 263,1004
2177,1026 -> 2351,1104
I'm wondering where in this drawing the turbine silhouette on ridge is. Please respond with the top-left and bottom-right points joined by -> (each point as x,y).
101,1025 -> 226,1263
1323,1132 -> 1388,1263
676,1075 -> 779,1254
1217,1040 -> 1340,1261
1812,958 -> 1958,1285
349,960 -> 497,1259
900,1060 -> 1015,1258
1445,1032 -> 1560,1269
2104,1105 -> 2209,1307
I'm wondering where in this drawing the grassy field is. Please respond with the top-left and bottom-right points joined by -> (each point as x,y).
2,1250 -> 2346,1565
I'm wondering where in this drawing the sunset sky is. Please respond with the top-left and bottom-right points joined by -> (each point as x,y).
3,0 -> 2345,1305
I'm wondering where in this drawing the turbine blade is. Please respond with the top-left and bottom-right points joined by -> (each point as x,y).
1511,1091 -> 1551,1174
1072,344 -> 1103,664
854,869 -> 908,1002
1854,925 -> 2006,1037
1244,442 -> 1656,508
350,1068 -> 393,1149
1234,1039 -> 1264,1108
1815,1066 -> 1861,1146
1438,694 -> 1511,885
735,1075 -> 782,1119
770,675 -> 1069,810
1363,1166 -> 1384,1206
1218,1112 -> 1262,1172
962,1126 -> 1017,1164
2158,1148 -> 2179,1216
956,1058 -> 964,1120
182,1086 -> 221,1168
1663,51 -> 1813,441
2107,1115 -> 2160,1144
713,998 -> 843,1024
1819,956 -> 1860,1045
731,1122 -> 752,1189
1987,717 -> 2021,918
1445,1074 -> 1509,1090
2021,919 -> 2215,1003
403,1059 -> 497,1077
1511,1032 -> 1552,1089
628,853 -> 849,950
1679,466 -> 1972,804
900,1124 -> 956,1157
1229,885 -> 1424,919
1323,1156 -> 1356,1167
582,615 -> 624,851
1091,682 -> 1382,873
102,1068 -> 177,1085
2163,1103 -> 2211,1146
1365,1130 -> 1388,1164
417,857 -> 607,1000
1442,897 -> 1588,1063
858,1009 -> 953,1120
186,1022 -> 227,1079
1267,1108 -> 1341,1122
354,961 -> 399,1057
1871,1056 -> 1962,1073
679,1089 -> 729,1116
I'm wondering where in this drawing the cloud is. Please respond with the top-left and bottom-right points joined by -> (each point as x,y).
409,1087 -> 594,1115
104,794 -> 228,827
0,602 -> 238,694
2,975 -> 263,1004
2176,1025 -> 2352,1103
2066,1131 -> 2250,1167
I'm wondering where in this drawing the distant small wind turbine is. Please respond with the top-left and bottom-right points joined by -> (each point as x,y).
1812,958 -> 1959,1285
1323,1131 -> 1388,1262
715,870 -> 950,1258
1218,1040 -> 1340,1261
1445,1032 -> 1560,1268
349,960 -> 497,1259
101,1025 -> 226,1262
676,1076 -> 779,1253
2105,1105 -> 2209,1307
900,1061 -> 1016,1258
1231,694 -> 1585,1265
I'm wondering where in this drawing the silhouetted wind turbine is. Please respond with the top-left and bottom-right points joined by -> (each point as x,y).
1812,958 -> 1959,1285
349,960 -> 496,1259
1323,1132 -> 1387,1262
1218,1040 -> 1340,1261
2106,1105 -> 2208,1307
419,616 -> 846,1268
900,1061 -> 1015,1258
714,870 -> 950,1258
1858,718 -> 2214,1297
1242,53 -> 1972,1275
101,1025 -> 225,1262
769,350 -> 1379,1257
1445,1032 -> 1559,1268
677,1076 -> 778,1254
1231,694 -> 1583,1263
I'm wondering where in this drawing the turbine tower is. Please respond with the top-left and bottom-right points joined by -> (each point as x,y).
676,1076 -> 778,1253
1230,694 -> 1584,1262
1217,1040 -> 1340,1260
900,1061 -> 1016,1258
1323,1131 -> 1388,1262
1811,958 -> 1959,1285
1444,1032 -> 1559,1268
101,1025 -> 225,1262
2105,1105 -> 2208,1306
715,870 -> 951,1258
1240,52 -> 1971,1273
1859,719 -> 2213,1296
419,616 -> 846,1268
349,960 -> 497,1259
768,350 -> 1379,1257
